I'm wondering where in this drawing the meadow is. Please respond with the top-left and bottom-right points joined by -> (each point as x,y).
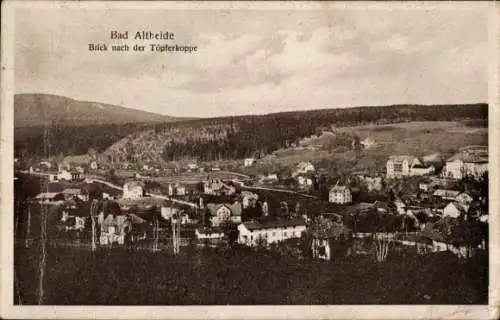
14,244 -> 487,305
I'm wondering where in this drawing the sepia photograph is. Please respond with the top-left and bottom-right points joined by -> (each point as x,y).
1,1 -> 498,319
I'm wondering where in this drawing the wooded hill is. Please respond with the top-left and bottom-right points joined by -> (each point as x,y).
101,103 -> 487,165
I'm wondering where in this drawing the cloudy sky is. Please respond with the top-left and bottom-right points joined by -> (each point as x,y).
15,5 -> 488,118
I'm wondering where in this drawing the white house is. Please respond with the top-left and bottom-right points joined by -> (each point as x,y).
297,176 -> 313,187
237,218 -> 307,247
175,185 -> 187,196
360,137 -> 376,149
328,185 -> 352,204
294,162 -> 315,176
443,147 -> 488,180
195,227 -> 225,240
241,190 -> 259,209
244,158 -> 256,167
187,163 -> 199,170
443,202 -> 466,219
90,160 -> 98,170
57,169 -> 73,181
386,155 -> 435,178
122,181 -> 145,200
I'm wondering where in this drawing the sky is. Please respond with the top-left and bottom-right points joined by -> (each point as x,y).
14,5 -> 488,118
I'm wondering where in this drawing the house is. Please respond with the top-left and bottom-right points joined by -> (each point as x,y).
237,218 -> 307,247
293,162 -> 315,177
443,202 -> 466,219
99,214 -> 131,245
57,169 -> 73,181
433,189 -> 461,201
328,185 -> 352,204
90,160 -> 98,170
442,147 -> 488,180
175,185 -> 187,196
122,181 -> 145,200
241,190 -> 259,209
297,176 -> 313,188
203,179 -> 236,196
386,155 -> 435,178
195,227 -> 225,240
244,158 -> 256,167
419,182 -> 431,192
206,202 -> 243,227
360,137 -> 376,149
187,163 -> 199,170
211,167 -> 221,172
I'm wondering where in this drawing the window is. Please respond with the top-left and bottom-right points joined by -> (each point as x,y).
284,232 -> 287,237
272,232 -> 276,236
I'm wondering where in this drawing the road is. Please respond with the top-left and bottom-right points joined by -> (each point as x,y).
20,171 -> 199,209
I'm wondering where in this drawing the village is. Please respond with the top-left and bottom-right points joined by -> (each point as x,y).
14,143 -> 488,262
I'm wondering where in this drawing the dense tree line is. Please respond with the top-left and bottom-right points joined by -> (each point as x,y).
16,103 -> 487,160
161,104 -> 487,162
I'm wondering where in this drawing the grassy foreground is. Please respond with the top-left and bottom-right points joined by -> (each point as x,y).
15,244 -> 487,305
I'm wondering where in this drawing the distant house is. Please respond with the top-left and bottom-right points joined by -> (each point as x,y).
442,147 -> 488,180
433,189 -> 461,201
297,176 -> 313,188
211,167 -> 221,172
90,160 -> 98,170
203,179 -> 235,196
360,137 -> 376,149
244,158 -> 256,167
386,155 -> 434,179
99,214 -> 131,245
241,190 -> 259,209
237,218 -> 307,247
175,185 -> 186,196
195,227 -> 225,240
187,163 -> 199,170
57,169 -> 73,181
122,181 -> 145,200
265,173 -> 278,181
328,185 -> 352,204
293,162 -> 315,177
419,182 -> 431,192
206,202 -> 243,227
443,202 -> 466,219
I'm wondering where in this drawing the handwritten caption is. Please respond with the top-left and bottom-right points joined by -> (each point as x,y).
88,31 -> 198,54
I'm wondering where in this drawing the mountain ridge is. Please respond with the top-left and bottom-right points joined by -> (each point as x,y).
14,93 -> 189,127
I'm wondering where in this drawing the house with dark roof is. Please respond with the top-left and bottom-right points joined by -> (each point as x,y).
328,185 -> 352,204
206,201 -> 242,227
237,218 -> 306,247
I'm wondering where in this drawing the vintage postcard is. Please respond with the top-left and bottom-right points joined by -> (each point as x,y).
1,1 -> 499,319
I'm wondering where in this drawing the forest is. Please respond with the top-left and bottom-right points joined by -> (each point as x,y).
15,103 -> 487,161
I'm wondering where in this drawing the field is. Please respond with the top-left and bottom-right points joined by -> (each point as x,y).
243,121 -> 487,175
14,245 -> 487,305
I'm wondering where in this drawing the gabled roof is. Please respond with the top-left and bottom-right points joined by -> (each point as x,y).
446,149 -> 488,164
206,202 -> 242,216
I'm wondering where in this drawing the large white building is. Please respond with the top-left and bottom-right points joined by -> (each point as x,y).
442,147 -> 488,180
328,185 -> 352,204
237,218 -> 306,247
122,181 -> 145,200
386,155 -> 434,178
